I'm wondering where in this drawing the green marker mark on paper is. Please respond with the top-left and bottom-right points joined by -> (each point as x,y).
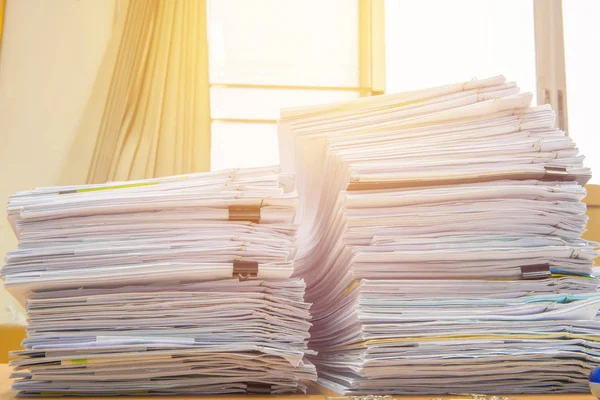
59,181 -> 159,194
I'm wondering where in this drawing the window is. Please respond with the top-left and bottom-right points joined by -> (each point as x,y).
206,0 -> 370,171
563,0 -> 600,184
385,0 -> 537,103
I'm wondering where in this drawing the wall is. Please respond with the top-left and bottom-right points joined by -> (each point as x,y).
0,0 -> 115,323
584,185 -> 600,251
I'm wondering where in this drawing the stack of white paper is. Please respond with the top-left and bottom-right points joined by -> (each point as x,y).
2,166 -> 316,395
279,76 -> 600,394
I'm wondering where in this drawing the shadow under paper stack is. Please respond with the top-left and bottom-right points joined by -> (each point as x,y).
1,167 -> 316,395
279,76 -> 600,395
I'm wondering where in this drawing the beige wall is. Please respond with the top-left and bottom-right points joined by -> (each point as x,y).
0,0 -> 115,323
584,185 -> 600,261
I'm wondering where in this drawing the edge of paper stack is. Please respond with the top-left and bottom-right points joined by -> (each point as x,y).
278,76 -> 600,395
2,167 -> 317,395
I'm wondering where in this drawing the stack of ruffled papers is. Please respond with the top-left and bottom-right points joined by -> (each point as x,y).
278,76 -> 599,395
2,166 -> 316,395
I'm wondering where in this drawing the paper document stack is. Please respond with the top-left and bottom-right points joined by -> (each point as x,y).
2,166 -> 316,395
278,76 -> 600,394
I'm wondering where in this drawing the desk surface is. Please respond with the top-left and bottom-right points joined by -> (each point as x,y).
0,365 -> 596,400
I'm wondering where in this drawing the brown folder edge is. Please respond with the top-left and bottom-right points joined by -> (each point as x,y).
521,264 -> 552,280
346,166 -> 588,191
233,260 -> 259,280
228,205 -> 261,223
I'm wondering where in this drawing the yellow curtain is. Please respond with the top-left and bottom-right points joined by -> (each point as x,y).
0,0 -> 5,49
62,0 -> 210,184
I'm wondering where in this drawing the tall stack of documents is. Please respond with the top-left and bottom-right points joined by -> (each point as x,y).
2,167 -> 316,395
278,76 -> 600,395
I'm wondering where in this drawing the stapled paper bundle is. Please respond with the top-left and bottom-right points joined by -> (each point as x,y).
2,166 -> 316,395
279,76 -> 600,394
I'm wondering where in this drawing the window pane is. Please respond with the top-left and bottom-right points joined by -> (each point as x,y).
210,88 -> 360,120
385,0 -> 537,103
207,0 -> 359,86
563,0 -> 600,184
210,122 -> 279,171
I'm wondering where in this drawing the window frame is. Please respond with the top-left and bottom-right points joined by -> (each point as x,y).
204,0 -> 385,156
533,0 -> 568,131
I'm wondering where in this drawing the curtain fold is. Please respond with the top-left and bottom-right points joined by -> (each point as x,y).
62,0 -> 210,184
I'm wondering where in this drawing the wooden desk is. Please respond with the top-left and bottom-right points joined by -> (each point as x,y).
0,365 -> 595,399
